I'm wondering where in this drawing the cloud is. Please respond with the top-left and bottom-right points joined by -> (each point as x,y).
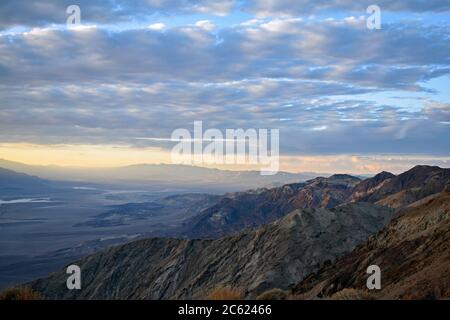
1,19 -> 449,88
195,20 -> 215,31
424,101 -> 450,122
1,80 -> 449,157
1,1 -> 450,31
243,0 -> 450,17
148,23 -> 166,31
0,0 -> 235,30
0,11 -> 449,160
280,154 -> 450,174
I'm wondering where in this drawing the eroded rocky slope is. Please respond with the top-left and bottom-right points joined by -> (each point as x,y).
31,202 -> 393,299
293,186 -> 450,299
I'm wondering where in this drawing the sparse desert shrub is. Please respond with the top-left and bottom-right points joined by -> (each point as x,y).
207,286 -> 242,300
256,288 -> 289,300
330,288 -> 376,300
0,286 -> 42,300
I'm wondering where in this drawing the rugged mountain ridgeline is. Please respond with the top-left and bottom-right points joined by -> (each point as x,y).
183,165 -> 450,238
183,174 -> 361,238
293,185 -> 450,299
351,165 -> 450,207
28,165 -> 450,299
31,203 -> 393,299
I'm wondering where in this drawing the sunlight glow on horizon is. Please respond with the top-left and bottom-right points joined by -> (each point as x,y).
0,143 -> 170,168
1,143 -> 449,174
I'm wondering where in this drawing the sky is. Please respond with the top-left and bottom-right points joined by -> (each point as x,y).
0,0 -> 449,174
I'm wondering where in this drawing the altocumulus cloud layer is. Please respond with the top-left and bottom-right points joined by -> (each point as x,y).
0,0 -> 449,170
1,0 -> 450,29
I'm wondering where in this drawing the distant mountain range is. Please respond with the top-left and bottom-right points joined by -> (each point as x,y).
0,167 -> 53,195
27,165 -> 450,299
0,159 -> 325,192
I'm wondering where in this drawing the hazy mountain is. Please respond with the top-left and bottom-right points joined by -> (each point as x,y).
0,167 -> 52,195
30,202 -> 393,299
293,184 -> 450,299
0,159 -> 323,192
